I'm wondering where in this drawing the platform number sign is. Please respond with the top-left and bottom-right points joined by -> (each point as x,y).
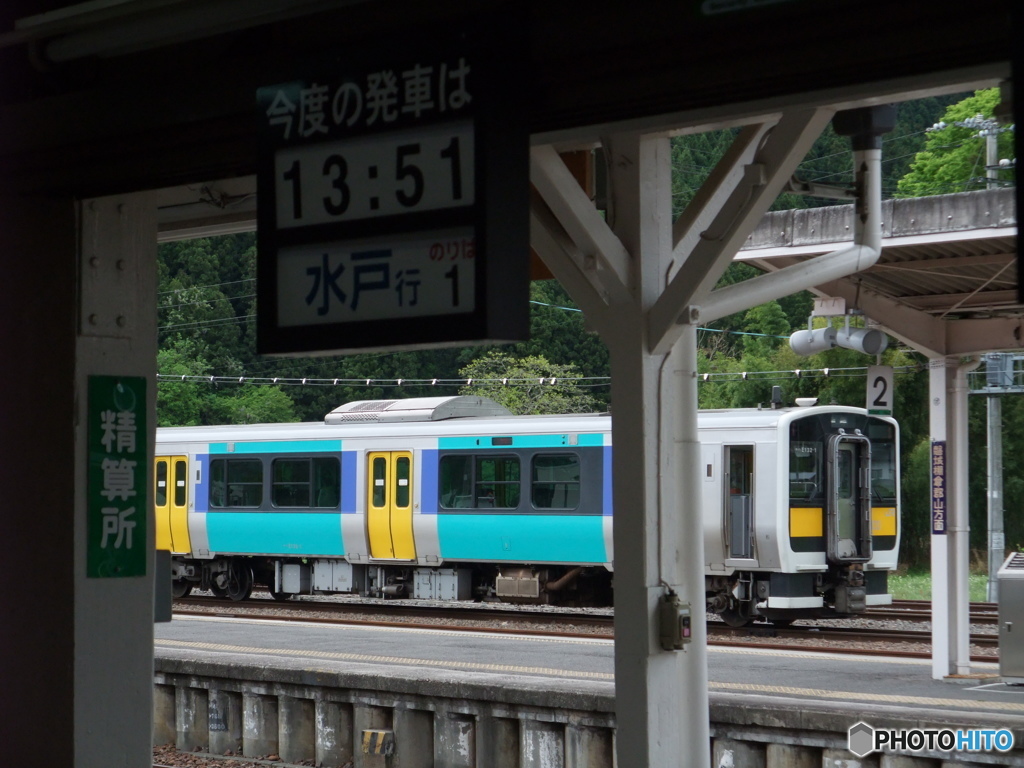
866,365 -> 893,416
87,375 -> 147,578
256,18 -> 528,356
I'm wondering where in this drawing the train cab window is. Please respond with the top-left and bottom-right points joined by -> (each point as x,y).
790,441 -> 823,501
531,454 -> 580,509
868,421 -> 897,503
155,460 -> 168,506
272,456 -> 341,508
210,458 -> 263,508
475,456 -> 520,509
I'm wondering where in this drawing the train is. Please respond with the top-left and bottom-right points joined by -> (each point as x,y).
155,395 -> 900,624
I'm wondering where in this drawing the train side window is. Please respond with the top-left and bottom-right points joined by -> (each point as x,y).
272,458 -> 311,507
395,455 -> 411,507
314,457 -> 340,508
173,460 -> 186,507
155,460 -> 168,506
210,458 -> 263,508
371,456 -> 387,507
439,455 -> 473,509
475,456 -> 520,509
532,453 -> 580,509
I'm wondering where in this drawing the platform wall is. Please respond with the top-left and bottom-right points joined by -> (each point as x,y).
154,654 -> 1023,767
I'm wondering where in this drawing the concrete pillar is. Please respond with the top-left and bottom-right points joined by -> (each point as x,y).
175,687 -> 209,752
767,743 -> 819,767
435,711 -> 475,768
76,195 -> 160,767
0,194 -> 157,768
243,693 -> 279,758
882,757 -> 939,767
823,749 -> 880,767
353,705 -> 392,768
279,695 -> 315,763
316,700 -> 354,767
153,685 -> 177,746
394,708 -> 433,767
566,724 -> 613,768
208,689 -> 243,756
477,716 -> 519,768
714,737 -> 766,768
521,720 -> 564,768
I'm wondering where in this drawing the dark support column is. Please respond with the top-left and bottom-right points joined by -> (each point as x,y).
0,195 -> 77,766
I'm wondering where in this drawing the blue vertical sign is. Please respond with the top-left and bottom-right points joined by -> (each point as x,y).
931,440 -> 946,535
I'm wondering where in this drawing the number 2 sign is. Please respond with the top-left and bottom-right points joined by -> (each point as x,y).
867,365 -> 894,416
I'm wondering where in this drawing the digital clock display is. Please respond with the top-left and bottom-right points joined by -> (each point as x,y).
274,121 -> 474,228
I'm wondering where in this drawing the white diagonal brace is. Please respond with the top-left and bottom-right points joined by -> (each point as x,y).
671,121 -> 775,269
529,187 -> 612,327
648,107 -> 834,355
530,144 -> 632,304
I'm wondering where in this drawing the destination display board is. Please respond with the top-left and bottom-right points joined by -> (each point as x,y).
256,19 -> 529,356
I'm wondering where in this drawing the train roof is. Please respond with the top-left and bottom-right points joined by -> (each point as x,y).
155,397 -> 880,446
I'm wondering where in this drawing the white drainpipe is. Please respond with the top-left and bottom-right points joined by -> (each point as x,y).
700,146 -> 882,324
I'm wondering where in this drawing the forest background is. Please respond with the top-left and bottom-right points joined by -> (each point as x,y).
157,89 -> 1016,569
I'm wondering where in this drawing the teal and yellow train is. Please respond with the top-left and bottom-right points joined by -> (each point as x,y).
156,395 -> 899,623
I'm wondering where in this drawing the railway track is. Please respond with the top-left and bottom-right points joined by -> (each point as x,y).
172,595 -> 1000,662
867,599 -> 999,625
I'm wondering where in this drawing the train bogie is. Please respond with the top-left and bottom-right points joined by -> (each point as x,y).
155,396 -> 899,622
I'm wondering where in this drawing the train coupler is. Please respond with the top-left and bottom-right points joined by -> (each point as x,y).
834,565 -> 867,613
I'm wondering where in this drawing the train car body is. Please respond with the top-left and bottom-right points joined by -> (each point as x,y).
155,396 -> 899,622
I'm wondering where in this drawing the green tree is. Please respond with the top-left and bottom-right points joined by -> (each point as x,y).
458,352 -> 600,415
897,88 -> 1014,197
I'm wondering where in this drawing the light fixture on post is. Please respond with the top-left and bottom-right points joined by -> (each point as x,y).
835,325 -> 888,355
789,325 -> 837,355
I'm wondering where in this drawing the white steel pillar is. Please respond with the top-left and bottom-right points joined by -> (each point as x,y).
929,357 -> 972,678
602,132 -> 711,767
950,358 -> 977,674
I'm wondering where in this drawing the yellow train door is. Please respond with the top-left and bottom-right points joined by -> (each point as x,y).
169,456 -> 191,553
155,458 -> 172,551
366,451 -> 415,560
155,456 -> 192,554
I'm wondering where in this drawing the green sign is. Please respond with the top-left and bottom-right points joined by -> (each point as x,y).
87,375 -> 147,578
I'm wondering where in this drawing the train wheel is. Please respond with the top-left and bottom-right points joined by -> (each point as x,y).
171,579 -> 192,599
225,563 -> 254,602
719,606 -> 753,627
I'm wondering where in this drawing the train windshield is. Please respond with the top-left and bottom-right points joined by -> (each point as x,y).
788,412 -> 897,504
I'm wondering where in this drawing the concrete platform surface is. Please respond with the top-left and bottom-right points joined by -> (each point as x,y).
155,615 -> 1024,721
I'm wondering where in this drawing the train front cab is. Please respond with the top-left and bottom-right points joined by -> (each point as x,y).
779,409 -> 899,620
